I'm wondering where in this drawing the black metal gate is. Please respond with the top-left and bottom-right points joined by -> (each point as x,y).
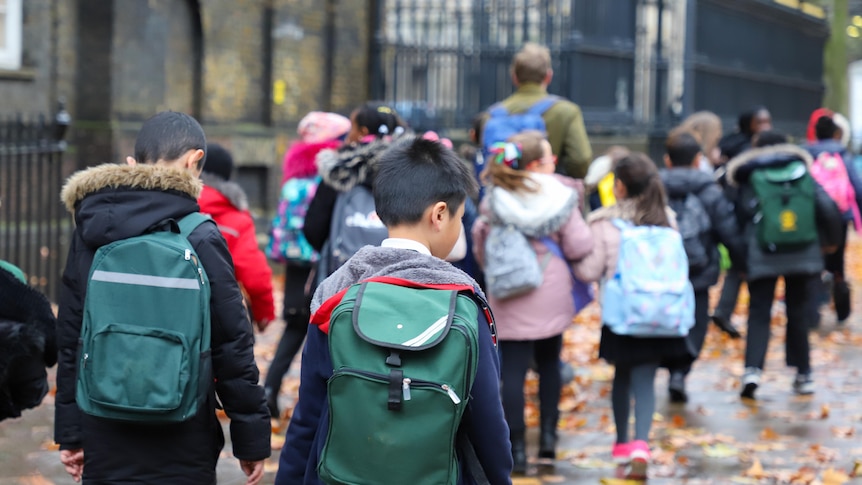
689,0 -> 828,135
370,0 -> 638,133
0,104 -> 71,301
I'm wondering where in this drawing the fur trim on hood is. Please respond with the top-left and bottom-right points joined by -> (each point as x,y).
316,139 -> 392,192
488,173 -> 578,237
282,140 -> 340,182
61,164 -> 203,213
725,144 -> 813,186
200,172 -> 248,211
587,199 -> 677,228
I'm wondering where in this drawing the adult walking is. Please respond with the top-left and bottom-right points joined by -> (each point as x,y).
484,43 -> 593,179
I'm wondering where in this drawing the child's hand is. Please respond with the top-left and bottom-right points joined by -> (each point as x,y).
60,448 -> 84,482
240,459 -> 265,485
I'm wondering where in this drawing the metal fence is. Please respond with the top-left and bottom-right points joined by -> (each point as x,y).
0,104 -> 71,301
371,0 -> 827,137
690,0 -> 828,135
370,0 -> 638,133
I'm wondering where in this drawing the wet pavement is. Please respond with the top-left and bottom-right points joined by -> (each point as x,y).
4,237 -> 862,484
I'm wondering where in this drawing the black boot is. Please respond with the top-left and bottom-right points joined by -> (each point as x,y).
511,432 -> 527,475
538,419 -> 557,460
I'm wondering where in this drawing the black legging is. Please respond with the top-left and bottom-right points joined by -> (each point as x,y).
499,335 -> 563,435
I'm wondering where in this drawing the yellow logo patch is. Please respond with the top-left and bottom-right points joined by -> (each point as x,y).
779,210 -> 798,232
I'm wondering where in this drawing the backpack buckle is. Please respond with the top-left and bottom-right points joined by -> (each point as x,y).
385,350 -> 402,367
388,369 -> 404,411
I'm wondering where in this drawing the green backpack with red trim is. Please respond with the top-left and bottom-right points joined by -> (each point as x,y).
318,280 -> 483,485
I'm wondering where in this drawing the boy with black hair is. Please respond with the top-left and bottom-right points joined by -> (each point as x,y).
56,111 -> 270,484
277,136 -> 513,484
661,130 -> 745,403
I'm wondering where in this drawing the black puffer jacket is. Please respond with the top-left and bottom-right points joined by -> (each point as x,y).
726,144 -> 844,281
55,164 -> 270,483
0,266 -> 56,421
661,168 -> 745,291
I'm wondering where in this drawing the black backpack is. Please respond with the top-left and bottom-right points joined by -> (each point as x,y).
669,192 -> 712,273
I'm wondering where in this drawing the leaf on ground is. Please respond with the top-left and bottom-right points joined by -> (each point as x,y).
670,414 -> 687,428
703,443 -> 740,458
539,475 -> 567,483
759,427 -> 780,441
571,458 -> 617,469
822,467 -> 850,485
511,478 -> 543,485
830,426 -> 855,438
730,477 -> 761,484
744,458 -> 765,478
599,479 -> 645,485
271,433 -> 285,450
264,460 -> 280,473
821,403 -> 831,419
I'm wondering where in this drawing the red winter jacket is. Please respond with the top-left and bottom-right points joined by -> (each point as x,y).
199,176 -> 275,324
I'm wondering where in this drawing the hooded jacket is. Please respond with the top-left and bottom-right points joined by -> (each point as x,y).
199,172 -> 275,323
0,266 -> 56,421
471,173 -> 593,341
281,140 -> 341,184
805,138 -> 862,220
276,246 -> 513,485
56,164 -> 270,483
660,168 -> 745,291
303,139 -> 392,251
725,144 -> 844,281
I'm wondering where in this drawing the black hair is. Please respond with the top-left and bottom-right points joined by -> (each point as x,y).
737,105 -> 769,136
814,116 -> 838,141
134,111 -> 207,168
665,131 -> 702,167
373,136 -> 478,226
353,102 -> 405,139
470,113 -> 485,145
753,131 -> 788,148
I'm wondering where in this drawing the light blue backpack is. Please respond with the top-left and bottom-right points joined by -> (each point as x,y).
601,219 -> 695,337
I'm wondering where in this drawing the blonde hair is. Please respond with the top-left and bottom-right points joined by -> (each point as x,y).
482,130 -> 545,193
511,43 -> 552,84
679,111 -> 722,155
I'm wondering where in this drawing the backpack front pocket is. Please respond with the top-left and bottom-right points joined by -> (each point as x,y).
319,369 -> 461,485
82,323 -> 190,414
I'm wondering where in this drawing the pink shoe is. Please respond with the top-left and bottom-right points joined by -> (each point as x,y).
628,440 -> 650,479
612,442 -> 633,463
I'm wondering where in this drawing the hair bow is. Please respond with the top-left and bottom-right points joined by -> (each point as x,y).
489,142 -> 522,169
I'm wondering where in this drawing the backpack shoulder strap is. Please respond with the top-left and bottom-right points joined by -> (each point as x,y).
487,103 -> 508,118
177,212 -> 213,238
525,96 -> 560,116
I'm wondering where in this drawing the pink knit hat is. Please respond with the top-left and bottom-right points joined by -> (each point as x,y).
297,112 -> 352,144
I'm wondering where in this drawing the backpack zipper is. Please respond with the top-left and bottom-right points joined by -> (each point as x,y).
336,369 -> 462,405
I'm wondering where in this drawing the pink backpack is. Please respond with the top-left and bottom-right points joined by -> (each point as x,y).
811,151 -> 862,231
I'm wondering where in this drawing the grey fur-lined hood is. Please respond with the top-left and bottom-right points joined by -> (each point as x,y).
316,138 -> 393,192
311,246 -> 481,314
587,199 -> 677,228
200,172 -> 248,211
725,144 -> 813,186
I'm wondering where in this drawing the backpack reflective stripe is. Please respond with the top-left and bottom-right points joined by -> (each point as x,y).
76,213 -> 212,423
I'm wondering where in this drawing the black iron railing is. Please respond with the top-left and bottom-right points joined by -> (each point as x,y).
0,102 -> 71,301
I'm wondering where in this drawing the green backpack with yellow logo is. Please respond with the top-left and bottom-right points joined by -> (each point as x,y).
750,160 -> 817,253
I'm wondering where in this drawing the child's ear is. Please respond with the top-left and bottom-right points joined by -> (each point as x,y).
430,201 -> 448,229
126,156 -> 137,166
663,154 -> 672,169
692,152 -> 703,169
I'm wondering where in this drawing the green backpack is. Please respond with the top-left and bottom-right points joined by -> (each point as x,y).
76,213 -> 213,423
318,281 -> 481,485
750,160 -> 817,253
